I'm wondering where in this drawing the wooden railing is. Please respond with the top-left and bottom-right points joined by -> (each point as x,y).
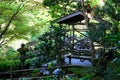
0,65 -> 82,80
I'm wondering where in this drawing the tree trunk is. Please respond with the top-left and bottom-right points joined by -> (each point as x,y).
80,0 -> 96,58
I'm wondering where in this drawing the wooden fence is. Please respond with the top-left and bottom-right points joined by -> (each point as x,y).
0,65 -> 80,80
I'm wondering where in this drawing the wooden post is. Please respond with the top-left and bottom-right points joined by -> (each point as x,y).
72,24 -> 74,53
10,66 -> 13,80
69,56 -> 71,64
59,24 -> 63,68
69,25 -> 72,49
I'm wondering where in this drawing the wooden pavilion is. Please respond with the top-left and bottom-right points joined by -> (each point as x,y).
55,11 -> 98,65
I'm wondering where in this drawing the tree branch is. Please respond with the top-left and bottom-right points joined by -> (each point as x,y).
0,34 -> 15,47
0,2 -> 25,40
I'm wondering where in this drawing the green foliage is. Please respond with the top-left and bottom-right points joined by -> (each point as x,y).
0,2 -> 18,21
89,0 -> 103,8
26,25 -> 67,68
0,1 -> 28,45
66,67 -> 95,80
93,0 -> 120,21
31,69 -> 39,77
0,0 -> 52,46
0,46 -> 20,72
87,0 -> 120,79
0,0 -> 119,79
87,0 -> 119,49
0,46 -> 19,61
43,0 -> 82,18
0,60 -> 20,72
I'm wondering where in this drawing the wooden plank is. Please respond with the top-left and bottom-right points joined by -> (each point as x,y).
66,49 -> 90,53
67,55 -> 92,60
7,76 -> 54,80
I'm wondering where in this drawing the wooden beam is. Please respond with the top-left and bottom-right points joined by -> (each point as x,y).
0,65 -> 86,75
67,55 -> 92,61
66,49 -> 90,53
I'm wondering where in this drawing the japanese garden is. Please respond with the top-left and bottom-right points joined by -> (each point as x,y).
0,0 -> 120,80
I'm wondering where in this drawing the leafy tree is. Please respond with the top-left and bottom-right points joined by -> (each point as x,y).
43,0 -> 82,18
0,0 -> 52,47
85,0 -> 120,79
0,1 -> 26,46
0,0 -> 52,73
26,25 -> 67,68
0,46 -> 20,72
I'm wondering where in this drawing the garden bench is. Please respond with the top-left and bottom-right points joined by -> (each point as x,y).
66,55 -> 92,64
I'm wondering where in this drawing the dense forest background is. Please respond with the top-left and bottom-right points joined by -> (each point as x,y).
0,0 -> 120,80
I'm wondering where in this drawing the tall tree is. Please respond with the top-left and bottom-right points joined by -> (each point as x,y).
0,0 -> 52,47
0,1 -> 26,46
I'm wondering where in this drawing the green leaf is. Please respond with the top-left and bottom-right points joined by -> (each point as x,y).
80,75 -> 91,80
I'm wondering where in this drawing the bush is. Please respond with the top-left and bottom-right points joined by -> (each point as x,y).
0,60 -> 20,72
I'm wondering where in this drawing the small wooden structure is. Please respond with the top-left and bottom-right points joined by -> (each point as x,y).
55,11 -> 96,65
